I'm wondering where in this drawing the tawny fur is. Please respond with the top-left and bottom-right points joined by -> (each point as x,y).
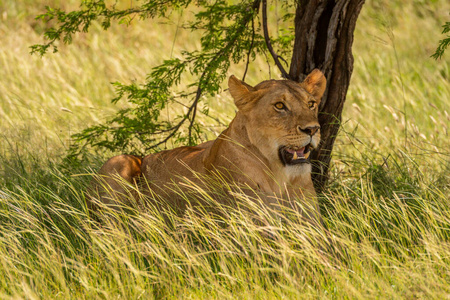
89,69 -> 326,222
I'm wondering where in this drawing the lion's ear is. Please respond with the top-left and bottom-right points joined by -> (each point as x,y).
302,69 -> 326,101
228,75 -> 255,110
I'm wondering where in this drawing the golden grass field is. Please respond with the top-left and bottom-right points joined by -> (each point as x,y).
0,0 -> 449,298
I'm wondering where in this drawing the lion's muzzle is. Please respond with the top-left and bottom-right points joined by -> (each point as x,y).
278,144 -> 312,166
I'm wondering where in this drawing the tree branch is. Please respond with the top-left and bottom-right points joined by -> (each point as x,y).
242,17 -> 256,81
262,0 -> 290,79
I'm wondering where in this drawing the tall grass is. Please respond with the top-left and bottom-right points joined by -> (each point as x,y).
0,0 -> 449,298
0,156 -> 449,298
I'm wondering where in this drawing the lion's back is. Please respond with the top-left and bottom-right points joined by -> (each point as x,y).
141,145 -> 209,184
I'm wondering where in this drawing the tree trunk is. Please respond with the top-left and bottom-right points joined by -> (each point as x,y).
288,0 -> 365,191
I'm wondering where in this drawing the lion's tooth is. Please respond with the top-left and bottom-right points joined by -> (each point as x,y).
293,151 -> 298,160
304,151 -> 310,159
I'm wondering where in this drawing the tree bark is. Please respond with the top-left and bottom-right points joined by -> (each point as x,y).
288,0 -> 365,191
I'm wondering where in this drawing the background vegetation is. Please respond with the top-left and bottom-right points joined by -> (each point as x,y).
0,0 -> 449,298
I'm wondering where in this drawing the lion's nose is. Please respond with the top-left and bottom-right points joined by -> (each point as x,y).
298,125 -> 320,136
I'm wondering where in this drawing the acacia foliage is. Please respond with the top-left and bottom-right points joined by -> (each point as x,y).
32,0 -> 297,156
432,20 -> 450,59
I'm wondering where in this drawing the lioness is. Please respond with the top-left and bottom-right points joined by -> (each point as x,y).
91,69 -> 326,223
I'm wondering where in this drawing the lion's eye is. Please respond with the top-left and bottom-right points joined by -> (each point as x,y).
308,101 -> 316,110
274,102 -> 286,110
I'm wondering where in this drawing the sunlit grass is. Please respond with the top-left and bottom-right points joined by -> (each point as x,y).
0,0 -> 449,298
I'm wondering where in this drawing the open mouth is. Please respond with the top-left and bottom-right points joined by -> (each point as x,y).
278,145 -> 312,166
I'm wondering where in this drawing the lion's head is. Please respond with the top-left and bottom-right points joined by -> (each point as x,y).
228,70 -> 326,171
